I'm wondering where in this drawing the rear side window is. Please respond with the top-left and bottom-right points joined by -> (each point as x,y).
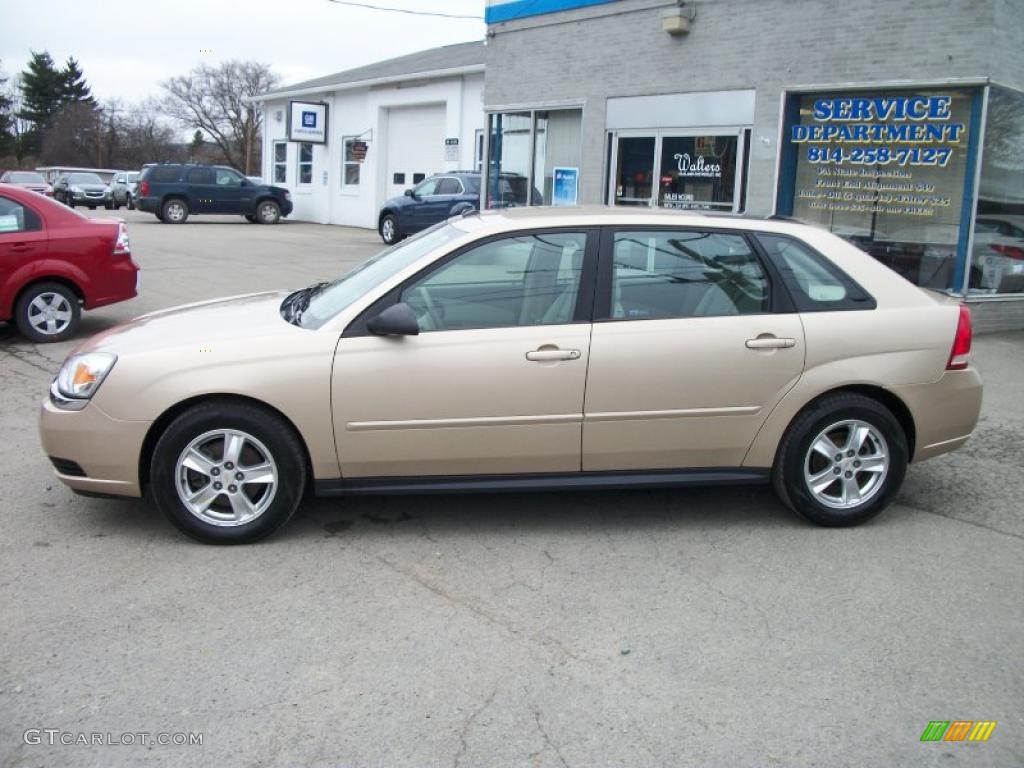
0,195 -> 42,233
756,234 -> 875,311
148,166 -> 181,183
609,230 -> 769,320
187,167 -> 215,184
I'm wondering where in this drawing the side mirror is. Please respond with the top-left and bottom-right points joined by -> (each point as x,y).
404,188 -> 415,198
240,179 -> 250,187
367,302 -> 419,336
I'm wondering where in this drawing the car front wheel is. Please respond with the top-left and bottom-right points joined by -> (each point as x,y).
150,401 -> 307,544
14,281 -> 81,343
772,393 -> 908,527
380,213 -> 399,245
256,200 -> 280,224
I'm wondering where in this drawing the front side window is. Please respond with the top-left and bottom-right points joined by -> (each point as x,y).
0,195 -> 42,233
401,232 -> 587,332
298,143 -> 313,185
216,168 -> 244,186
343,138 -> 360,186
610,230 -> 769,319
273,142 -> 287,184
414,178 -> 439,197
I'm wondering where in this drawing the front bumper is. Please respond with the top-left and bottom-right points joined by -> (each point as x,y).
39,398 -> 150,497
281,198 -> 294,216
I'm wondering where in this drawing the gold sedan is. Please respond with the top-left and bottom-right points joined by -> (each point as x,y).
39,208 -> 982,543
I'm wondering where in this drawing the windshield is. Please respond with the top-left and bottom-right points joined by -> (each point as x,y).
292,222 -> 465,329
68,173 -> 104,184
127,172 -> 140,182
9,172 -> 45,183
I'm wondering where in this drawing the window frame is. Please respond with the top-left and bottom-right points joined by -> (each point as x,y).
343,227 -> 601,338
273,141 -> 287,184
297,142 -> 314,186
0,194 -> 43,233
342,136 -> 361,188
593,225 -> 795,322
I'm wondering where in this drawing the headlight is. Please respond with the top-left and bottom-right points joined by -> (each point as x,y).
53,352 -> 117,406
283,191 -> 291,201
70,185 -> 83,194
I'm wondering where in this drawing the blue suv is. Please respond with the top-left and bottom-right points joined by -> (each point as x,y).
377,171 -> 534,244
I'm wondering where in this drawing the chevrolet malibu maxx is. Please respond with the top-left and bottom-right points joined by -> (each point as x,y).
39,208 -> 982,543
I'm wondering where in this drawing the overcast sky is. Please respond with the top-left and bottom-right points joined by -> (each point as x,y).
0,0 -> 485,104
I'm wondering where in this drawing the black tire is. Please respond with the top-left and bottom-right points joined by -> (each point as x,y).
772,393 -> 908,527
255,199 -> 280,224
161,197 -> 189,224
14,281 -> 81,343
150,400 -> 307,544
127,195 -> 135,211
88,205 -> 95,210
67,199 -> 74,208
105,202 -> 113,210
379,213 -> 400,245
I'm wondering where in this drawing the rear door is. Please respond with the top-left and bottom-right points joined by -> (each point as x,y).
0,194 -> 47,314
185,166 -> 216,213
582,227 -> 805,470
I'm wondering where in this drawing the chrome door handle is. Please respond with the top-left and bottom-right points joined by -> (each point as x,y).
745,337 -> 795,349
525,348 -> 581,362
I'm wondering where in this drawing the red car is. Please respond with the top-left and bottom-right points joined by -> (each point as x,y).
0,183 -> 139,342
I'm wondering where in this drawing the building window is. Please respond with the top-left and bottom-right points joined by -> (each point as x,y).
474,129 -> 485,172
297,142 -> 313,185
971,85 -> 1024,296
273,142 -> 287,184
343,138 -> 361,186
778,87 -> 982,293
485,109 -> 582,208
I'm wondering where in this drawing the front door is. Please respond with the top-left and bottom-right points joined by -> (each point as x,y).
332,229 -> 597,477
212,167 -> 251,214
583,227 -> 805,470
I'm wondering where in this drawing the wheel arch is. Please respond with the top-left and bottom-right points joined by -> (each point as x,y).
12,275 -> 86,316
138,393 -> 316,496
777,384 -> 917,464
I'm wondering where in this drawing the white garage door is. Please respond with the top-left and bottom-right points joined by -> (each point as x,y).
385,104 -> 446,201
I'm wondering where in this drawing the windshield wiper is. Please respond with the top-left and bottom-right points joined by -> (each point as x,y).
282,281 -> 330,325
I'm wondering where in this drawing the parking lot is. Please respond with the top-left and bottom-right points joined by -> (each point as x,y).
1,209 -> 1022,767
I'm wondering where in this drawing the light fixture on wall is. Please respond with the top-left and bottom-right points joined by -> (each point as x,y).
663,2 -> 696,35
274,110 -> 283,123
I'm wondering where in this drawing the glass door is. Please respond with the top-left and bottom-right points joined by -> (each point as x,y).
610,130 -> 746,212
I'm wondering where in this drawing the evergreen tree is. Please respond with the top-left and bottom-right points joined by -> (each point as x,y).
16,51 -> 64,156
0,63 -> 14,158
60,57 -> 95,106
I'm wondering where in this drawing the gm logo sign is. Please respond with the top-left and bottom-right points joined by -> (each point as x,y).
301,111 -> 317,128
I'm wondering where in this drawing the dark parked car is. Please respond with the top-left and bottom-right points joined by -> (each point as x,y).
377,171 -> 536,244
0,183 -> 138,342
136,164 -> 293,224
0,170 -> 52,196
52,172 -> 113,209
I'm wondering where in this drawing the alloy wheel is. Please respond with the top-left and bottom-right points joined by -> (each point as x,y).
803,419 -> 889,510
175,429 -> 278,526
27,292 -> 73,336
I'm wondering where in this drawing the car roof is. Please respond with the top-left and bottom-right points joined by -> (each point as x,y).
450,205 -> 828,237
977,214 -> 1024,228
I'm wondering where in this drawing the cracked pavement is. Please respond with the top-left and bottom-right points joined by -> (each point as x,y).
1,210 -> 1022,767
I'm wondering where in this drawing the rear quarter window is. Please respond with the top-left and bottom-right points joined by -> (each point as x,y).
755,233 -> 876,312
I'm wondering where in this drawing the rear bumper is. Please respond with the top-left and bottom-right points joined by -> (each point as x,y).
135,196 -> 158,213
890,367 -> 984,462
39,398 -> 149,497
83,257 -> 139,310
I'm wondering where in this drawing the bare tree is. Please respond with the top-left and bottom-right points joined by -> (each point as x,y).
160,61 -> 279,174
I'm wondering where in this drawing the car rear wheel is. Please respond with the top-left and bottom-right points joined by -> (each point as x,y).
256,200 -> 280,224
162,198 -> 189,224
150,401 -> 306,544
772,393 -> 908,527
127,194 -> 135,210
380,213 -> 399,245
14,281 -> 81,343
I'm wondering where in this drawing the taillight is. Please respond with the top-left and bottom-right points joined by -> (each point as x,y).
990,244 -> 1024,260
946,305 -> 972,370
139,180 -> 150,197
113,221 -> 130,256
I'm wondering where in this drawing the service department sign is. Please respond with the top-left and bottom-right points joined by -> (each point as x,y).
288,101 -> 328,144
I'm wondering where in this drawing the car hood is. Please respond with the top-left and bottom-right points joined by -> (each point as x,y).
73,291 -> 298,356
72,183 -> 108,192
